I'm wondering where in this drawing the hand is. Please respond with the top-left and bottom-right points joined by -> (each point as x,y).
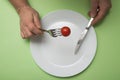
89,0 -> 112,25
18,6 -> 42,39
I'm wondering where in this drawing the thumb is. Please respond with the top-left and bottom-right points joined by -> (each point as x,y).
33,13 -> 41,29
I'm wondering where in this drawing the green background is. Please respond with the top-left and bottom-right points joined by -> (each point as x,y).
0,0 -> 120,80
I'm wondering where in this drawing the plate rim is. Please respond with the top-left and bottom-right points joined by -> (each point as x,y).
30,9 -> 97,77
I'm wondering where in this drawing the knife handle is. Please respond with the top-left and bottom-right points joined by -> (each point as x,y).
86,18 -> 94,30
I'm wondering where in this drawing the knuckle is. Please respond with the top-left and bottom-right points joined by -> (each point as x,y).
22,36 -> 26,39
24,35 -> 30,39
35,12 -> 39,16
34,12 -> 39,17
28,33 -> 33,37
28,23 -> 34,27
28,24 -> 35,31
29,27 -> 34,31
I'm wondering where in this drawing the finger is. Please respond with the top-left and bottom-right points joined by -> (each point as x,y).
32,27 -> 43,35
33,13 -> 43,34
20,23 -> 26,39
21,25 -> 33,39
33,13 -> 41,29
27,23 -> 42,35
20,31 -> 25,39
21,30 -> 27,39
91,7 -> 108,25
24,27 -> 33,38
89,0 -> 99,17
21,27 -> 28,39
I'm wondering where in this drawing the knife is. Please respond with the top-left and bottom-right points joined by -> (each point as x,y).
74,18 -> 94,54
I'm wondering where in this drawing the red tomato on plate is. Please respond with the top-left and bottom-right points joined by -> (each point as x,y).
61,26 -> 71,37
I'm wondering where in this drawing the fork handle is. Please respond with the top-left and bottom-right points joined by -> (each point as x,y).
86,18 -> 94,30
39,28 -> 48,32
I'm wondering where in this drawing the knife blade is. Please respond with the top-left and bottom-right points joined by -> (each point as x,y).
74,18 -> 94,54
74,29 -> 88,54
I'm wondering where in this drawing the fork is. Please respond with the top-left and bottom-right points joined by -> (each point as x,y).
40,28 -> 62,37
74,17 -> 94,54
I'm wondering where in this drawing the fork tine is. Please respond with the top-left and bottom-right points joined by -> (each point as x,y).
40,28 -> 62,37
50,28 -> 62,37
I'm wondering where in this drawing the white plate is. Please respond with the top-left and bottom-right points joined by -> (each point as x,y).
30,10 -> 97,77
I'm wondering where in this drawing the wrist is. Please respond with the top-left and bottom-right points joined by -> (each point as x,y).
17,5 -> 31,14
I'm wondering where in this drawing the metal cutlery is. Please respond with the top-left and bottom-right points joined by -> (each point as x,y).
40,28 -> 62,37
74,17 -> 94,54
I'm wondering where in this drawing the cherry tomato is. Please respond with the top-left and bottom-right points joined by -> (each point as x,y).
61,26 -> 71,37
